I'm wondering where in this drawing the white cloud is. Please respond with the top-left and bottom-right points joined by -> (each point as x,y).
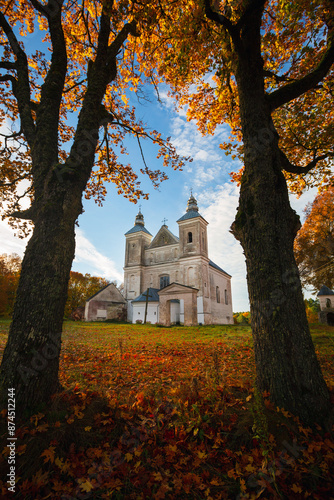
197,183 -> 249,311
289,187 -> 318,223
0,219 -> 28,257
74,228 -> 123,283
0,222 -> 123,283
195,182 -> 320,311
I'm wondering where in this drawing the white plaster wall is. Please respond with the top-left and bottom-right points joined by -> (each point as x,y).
132,302 -> 159,323
197,296 -> 204,324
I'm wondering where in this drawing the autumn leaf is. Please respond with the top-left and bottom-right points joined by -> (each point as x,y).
40,446 -> 55,464
78,478 -> 94,493
292,484 -> 303,493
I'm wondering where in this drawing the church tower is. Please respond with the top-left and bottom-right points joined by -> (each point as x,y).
177,193 -> 208,259
124,209 -> 152,300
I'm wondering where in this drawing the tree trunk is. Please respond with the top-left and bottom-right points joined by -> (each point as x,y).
230,15 -> 331,426
0,188 -> 82,410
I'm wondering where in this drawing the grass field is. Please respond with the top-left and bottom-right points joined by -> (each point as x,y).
0,320 -> 333,499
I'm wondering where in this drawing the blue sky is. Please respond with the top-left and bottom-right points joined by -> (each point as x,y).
0,80 -> 319,312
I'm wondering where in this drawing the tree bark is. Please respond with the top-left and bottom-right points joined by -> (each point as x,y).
230,7 -> 331,426
0,193 -> 80,408
0,4 -> 137,410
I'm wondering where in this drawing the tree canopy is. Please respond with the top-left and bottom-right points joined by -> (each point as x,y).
294,186 -> 334,292
132,0 -> 333,195
0,253 -> 21,316
0,0 -> 189,237
65,271 -> 110,318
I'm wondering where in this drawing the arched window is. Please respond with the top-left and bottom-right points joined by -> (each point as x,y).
216,286 -> 220,303
225,289 -> 228,305
160,275 -> 170,289
326,298 -> 332,308
188,231 -> 193,243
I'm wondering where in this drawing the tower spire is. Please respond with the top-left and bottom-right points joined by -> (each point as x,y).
134,207 -> 145,226
186,192 -> 199,213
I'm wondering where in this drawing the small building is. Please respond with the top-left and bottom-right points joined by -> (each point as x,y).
84,283 -> 127,322
317,285 -> 334,326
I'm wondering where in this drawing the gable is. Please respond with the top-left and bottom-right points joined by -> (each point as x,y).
158,282 -> 199,296
87,283 -> 126,303
148,225 -> 179,249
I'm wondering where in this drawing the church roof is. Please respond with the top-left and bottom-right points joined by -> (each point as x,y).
209,260 -> 231,277
86,283 -> 126,303
177,193 -> 208,223
177,210 -> 207,222
132,288 -> 160,302
317,285 -> 334,296
148,225 -> 179,248
125,208 -> 152,236
125,225 -> 152,236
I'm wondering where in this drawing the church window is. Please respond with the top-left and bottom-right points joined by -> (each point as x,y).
216,286 -> 220,303
225,289 -> 228,305
326,298 -> 332,308
160,275 -> 170,288
188,232 -> 193,243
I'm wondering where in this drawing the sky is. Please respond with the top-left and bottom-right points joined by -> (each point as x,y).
0,17 -> 323,312
0,80 -> 320,312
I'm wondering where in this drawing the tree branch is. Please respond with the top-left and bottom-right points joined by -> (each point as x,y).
0,10 -> 36,146
268,24 -> 334,110
106,20 -> 139,82
29,0 -> 49,17
34,0 -> 67,163
236,0 -> 267,30
0,74 -> 16,85
280,148 -> 333,175
0,61 -> 16,70
263,69 -> 292,83
203,0 -> 241,49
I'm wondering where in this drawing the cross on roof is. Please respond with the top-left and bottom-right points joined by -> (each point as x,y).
162,217 -> 168,225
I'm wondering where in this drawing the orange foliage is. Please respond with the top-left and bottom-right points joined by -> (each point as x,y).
0,323 -> 333,499
0,0 -> 191,236
294,186 -> 334,291
0,253 -> 21,316
64,271 -> 110,318
132,0 -> 334,195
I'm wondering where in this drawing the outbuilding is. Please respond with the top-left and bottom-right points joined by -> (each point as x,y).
317,285 -> 334,326
84,283 -> 127,322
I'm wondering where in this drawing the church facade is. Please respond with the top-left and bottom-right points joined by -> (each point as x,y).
123,195 -> 233,325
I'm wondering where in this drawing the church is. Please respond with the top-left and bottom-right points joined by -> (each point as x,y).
124,194 -> 233,325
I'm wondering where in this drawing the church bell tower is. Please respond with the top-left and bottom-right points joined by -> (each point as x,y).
177,193 -> 208,258
124,209 -> 152,300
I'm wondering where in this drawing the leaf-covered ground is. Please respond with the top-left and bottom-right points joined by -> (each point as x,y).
0,321 -> 333,499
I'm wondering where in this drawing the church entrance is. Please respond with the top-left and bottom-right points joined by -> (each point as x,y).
158,283 -> 198,326
170,300 -> 180,324
327,312 -> 334,326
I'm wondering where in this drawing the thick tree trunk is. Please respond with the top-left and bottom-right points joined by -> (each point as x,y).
0,187 -> 82,410
230,16 -> 331,426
